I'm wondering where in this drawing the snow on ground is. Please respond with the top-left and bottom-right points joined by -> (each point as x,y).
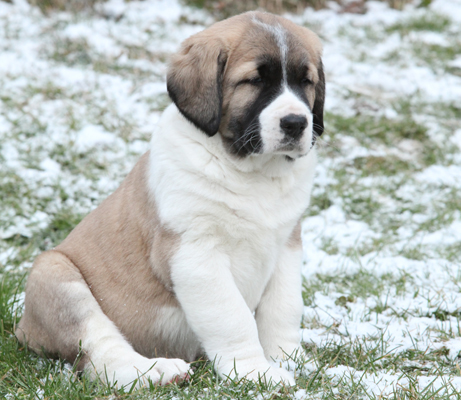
1,0 -> 461,397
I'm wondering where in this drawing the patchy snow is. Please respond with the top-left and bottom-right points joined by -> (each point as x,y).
75,125 -> 119,152
415,165 -> 461,188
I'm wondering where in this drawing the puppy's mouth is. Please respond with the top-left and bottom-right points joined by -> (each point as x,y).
279,137 -> 301,151
274,136 -> 311,158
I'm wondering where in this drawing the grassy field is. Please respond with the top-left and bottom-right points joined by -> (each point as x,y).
1,0 -> 461,398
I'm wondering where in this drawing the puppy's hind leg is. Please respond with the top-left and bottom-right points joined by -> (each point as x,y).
16,250 -> 190,388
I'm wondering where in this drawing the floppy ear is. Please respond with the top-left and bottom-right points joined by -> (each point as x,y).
167,38 -> 228,137
312,60 -> 325,136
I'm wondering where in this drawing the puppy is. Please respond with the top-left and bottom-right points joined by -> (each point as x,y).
16,11 -> 325,388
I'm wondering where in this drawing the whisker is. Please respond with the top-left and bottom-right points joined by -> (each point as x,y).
313,136 -> 342,152
312,124 -> 336,139
240,129 -> 261,150
230,122 -> 258,147
231,120 -> 261,152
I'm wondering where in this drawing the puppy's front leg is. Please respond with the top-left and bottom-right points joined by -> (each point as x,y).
170,238 -> 295,386
255,244 -> 305,362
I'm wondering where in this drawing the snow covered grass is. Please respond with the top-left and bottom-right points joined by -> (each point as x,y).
1,0 -> 461,398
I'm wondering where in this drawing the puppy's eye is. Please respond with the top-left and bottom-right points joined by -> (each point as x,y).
238,76 -> 263,86
301,77 -> 313,85
248,76 -> 263,85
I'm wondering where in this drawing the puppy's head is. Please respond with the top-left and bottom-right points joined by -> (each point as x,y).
167,12 -> 325,159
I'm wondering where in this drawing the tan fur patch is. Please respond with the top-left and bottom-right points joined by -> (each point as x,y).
16,250 -> 89,364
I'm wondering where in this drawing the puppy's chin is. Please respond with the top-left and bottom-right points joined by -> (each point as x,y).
281,151 -> 310,161
267,142 -> 313,159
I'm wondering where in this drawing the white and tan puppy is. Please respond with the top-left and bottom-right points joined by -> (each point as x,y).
16,11 -> 325,388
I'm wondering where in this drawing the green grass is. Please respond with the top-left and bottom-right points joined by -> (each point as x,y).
386,13 -> 452,34
384,39 -> 461,73
379,11 -> 461,73
336,9 -> 461,76
302,269 -> 412,307
325,113 -> 430,148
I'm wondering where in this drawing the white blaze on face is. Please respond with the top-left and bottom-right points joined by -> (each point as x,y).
251,17 -> 312,157
252,17 -> 288,84
259,87 -> 313,156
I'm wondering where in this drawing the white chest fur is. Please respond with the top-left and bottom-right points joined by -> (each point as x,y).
148,105 -> 316,309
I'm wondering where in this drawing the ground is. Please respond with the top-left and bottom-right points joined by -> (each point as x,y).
1,0 -> 461,398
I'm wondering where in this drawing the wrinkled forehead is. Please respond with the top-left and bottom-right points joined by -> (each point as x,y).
226,13 -> 320,81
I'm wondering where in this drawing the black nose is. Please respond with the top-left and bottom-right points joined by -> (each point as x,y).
280,114 -> 307,139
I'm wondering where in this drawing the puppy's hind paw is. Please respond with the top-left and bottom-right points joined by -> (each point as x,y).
99,355 -> 191,389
